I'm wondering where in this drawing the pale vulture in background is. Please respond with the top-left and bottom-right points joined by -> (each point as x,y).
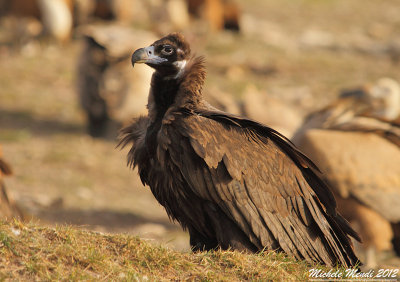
293,78 -> 400,268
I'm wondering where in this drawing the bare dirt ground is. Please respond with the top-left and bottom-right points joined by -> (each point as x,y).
1,0 -> 400,268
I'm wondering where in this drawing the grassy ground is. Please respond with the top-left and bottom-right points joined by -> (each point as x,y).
0,220 -> 316,281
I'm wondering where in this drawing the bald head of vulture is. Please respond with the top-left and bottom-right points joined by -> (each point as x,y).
367,78 -> 400,121
292,78 -> 400,146
120,33 -> 361,267
338,78 -> 400,122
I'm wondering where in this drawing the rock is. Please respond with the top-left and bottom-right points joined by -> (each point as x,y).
242,85 -> 303,137
269,85 -> 313,110
205,87 -> 241,115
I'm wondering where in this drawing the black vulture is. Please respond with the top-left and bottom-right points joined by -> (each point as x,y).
119,32 -> 361,267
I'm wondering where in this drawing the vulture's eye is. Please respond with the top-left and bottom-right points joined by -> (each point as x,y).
161,45 -> 174,55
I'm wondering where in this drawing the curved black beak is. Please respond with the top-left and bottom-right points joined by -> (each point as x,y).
131,46 -> 167,67
131,48 -> 148,67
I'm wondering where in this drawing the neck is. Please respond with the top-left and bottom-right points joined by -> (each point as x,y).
380,101 -> 400,120
385,90 -> 400,119
147,56 -> 206,122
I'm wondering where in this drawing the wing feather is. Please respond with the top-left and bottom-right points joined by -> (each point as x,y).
159,111 -> 359,266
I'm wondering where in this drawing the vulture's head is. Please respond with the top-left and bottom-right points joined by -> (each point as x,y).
368,78 -> 400,120
131,32 -> 191,78
339,78 -> 400,120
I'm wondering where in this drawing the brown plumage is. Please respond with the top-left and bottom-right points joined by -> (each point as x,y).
119,33 -> 360,267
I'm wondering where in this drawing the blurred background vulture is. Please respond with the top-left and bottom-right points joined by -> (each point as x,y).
292,78 -> 400,268
119,32 -> 360,267
77,25 -> 156,137
0,145 -> 23,220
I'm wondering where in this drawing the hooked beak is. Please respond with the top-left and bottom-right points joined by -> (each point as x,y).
131,46 -> 167,67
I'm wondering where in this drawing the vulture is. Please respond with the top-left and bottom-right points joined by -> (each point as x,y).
292,78 -> 400,267
77,25 -> 156,137
292,78 -> 400,145
119,32 -> 360,267
0,145 -> 23,219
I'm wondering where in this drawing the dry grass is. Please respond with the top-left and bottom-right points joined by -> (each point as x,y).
0,219 -> 324,281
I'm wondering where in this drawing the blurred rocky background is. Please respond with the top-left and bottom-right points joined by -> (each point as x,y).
0,0 -> 399,268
